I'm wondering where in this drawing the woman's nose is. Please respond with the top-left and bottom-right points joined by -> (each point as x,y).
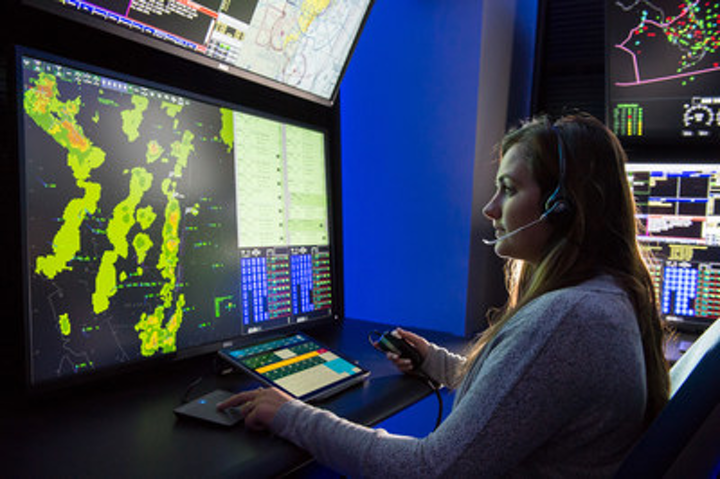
483,194 -> 500,220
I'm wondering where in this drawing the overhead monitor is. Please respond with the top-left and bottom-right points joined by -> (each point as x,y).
606,0 -> 720,145
627,162 -> 720,331
18,48 -> 338,390
23,0 -> 374,105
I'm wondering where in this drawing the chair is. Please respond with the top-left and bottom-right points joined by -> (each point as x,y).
615,320 -> 720,478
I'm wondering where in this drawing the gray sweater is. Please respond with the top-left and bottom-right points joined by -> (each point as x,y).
271,276 -> 647,478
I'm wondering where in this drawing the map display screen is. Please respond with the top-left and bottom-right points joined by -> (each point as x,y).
24,0 -> 373,104
19,50 -> 335,388
606,0 -> 720,143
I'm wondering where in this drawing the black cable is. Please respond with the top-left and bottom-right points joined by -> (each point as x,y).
413,370 -> 443,432
179,354 -> 234,405
180,376 -> 204,405
426,375 -> 443,431
368,331 -> 444,431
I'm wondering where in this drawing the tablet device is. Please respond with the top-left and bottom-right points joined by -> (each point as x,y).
218,333 -> 369,402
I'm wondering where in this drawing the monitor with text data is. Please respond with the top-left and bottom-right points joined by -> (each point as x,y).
606,0 -> 720,145
18,47 -> 338,390
23,0 -> 374,105
627,162 -> 720,331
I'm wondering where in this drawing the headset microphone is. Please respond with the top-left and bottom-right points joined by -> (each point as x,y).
482,213 -> 548,246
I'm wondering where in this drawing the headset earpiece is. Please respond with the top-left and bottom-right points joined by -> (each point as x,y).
543,189 -> 572,223
544,126 -> 573,223
544,196 -> 569,217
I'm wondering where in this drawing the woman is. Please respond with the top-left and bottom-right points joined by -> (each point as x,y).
218,113 -> 670,477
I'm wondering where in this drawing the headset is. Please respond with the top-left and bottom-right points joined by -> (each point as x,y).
543,125 -> 573,222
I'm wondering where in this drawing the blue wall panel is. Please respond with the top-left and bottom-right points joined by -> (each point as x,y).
340,1 -> 483,335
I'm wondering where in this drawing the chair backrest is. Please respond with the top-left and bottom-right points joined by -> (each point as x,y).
615,320 -> 720,478
670,320 -> 720,397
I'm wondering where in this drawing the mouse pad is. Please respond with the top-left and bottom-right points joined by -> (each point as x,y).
174,389 -> 244,426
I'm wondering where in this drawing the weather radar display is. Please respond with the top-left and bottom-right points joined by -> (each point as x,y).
607,0 -> 720,142
20,53 -> 334,388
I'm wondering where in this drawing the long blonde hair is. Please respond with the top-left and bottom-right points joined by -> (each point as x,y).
467,113 -> 669,425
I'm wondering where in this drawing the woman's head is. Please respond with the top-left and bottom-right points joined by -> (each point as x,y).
485,113 -> 638,276
481,141 -> 554,264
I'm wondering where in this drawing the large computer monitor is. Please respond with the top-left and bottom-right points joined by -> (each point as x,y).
23,0 -> 374,105
18,48 -> 338,390
606,0 -> 720,145
627,162 -> 720,331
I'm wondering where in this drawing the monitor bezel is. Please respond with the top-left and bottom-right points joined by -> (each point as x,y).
16,45 -> 343,394
21,0 -> 375,106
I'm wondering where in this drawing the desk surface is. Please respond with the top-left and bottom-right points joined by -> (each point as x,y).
2,319 -> 466,478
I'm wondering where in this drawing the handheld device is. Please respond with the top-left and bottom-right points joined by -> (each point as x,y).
372,330 -> 423,369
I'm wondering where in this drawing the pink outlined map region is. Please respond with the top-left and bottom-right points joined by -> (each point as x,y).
613,0 -> 720,87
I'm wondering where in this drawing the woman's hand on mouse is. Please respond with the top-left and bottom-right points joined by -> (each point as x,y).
217,387 -> 292,431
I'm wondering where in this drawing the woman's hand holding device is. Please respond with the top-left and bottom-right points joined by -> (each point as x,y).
373,328 -> 429,373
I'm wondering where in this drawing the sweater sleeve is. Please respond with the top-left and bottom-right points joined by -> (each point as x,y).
271,285 -> 646,478
417,342 -> 467,388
